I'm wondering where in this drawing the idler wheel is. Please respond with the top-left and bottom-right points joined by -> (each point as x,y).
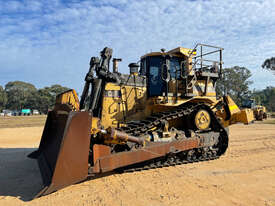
194,109 -> 211,130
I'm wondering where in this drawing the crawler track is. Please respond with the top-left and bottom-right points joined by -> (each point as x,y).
117,103 -> 228,172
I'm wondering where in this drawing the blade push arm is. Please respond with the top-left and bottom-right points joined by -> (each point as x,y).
80,57 -> 100,110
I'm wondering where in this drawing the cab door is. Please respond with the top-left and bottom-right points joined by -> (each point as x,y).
146,56 -> 165,97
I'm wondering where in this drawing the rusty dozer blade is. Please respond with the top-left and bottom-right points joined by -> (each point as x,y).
30,110 -> 91,198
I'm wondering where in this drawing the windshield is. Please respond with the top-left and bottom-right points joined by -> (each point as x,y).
242,99 -> 255,108
170,57 -> 181,79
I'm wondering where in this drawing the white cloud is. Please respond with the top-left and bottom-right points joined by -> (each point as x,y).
0,0 -> 274,92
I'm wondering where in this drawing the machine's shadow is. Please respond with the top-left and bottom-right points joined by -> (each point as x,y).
0,148 -> 43,201
0,148 -> 118,202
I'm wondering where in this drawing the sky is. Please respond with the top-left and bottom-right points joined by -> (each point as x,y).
0,0 -> 275,93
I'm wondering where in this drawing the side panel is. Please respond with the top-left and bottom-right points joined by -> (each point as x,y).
101,81 -> 149,128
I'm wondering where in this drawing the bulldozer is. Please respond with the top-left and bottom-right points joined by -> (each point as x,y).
242,99 -> 267,121
28,43 -> 254,198
253,105 -> 267,120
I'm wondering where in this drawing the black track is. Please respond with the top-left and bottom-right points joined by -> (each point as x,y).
117,103 -> 228,172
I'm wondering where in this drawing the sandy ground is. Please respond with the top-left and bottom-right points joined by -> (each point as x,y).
0,122 -> 275,206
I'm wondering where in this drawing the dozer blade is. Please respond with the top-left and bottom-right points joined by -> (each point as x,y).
31,110 -> 91,198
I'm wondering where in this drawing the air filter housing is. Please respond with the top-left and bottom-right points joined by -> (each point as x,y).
128,63 -> 139,75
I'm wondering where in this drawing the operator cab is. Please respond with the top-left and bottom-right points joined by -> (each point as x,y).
242,99 -> 256,109
140,44 -> 223,99
140,55 -> 185,97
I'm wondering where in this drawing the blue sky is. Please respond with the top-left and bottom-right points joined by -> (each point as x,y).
0,0 -> 274,92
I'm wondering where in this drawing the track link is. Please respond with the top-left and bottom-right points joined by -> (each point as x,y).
117,103 -> 228,173
119,148 -> 219,173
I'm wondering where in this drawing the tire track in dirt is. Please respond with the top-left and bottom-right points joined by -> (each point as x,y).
230,135 -> 275,143
263,140 -> 275,149
228,133 -> 275,158
229,144 -> 275,158
208,165 -> 275,176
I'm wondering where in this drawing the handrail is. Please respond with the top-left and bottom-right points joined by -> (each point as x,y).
192,49 -> 222,59
184,43 -> 223,91
197,43 -> 224,50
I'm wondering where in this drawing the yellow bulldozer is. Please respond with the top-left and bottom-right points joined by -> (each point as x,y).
242,99 -> 267,121
254,105 -> 267,120
28,43 -> 254,198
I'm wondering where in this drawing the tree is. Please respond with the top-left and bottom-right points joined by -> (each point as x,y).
36,85 -> 70,114
47,84 -> 70,95
269,94 -> 275,112
0,86 -> 7,111
5,81 -> 37,110
262,57 -> 275,74
216,66 -> 253,106
252,86 -> 275,112
1,81 -> 70,113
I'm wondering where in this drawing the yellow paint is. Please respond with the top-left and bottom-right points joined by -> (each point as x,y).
91,117 -> 100,135
195,109 -> 211,130
141,47 -> 196,59
225,96 -> 240,113
101,81 -> 149,128
229,104 -> 238,111
168,47 -> 196,56
55,89 -> 80,111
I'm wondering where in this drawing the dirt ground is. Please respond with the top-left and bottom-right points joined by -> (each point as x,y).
0,121 -> 275,206
0,115 -> 46,129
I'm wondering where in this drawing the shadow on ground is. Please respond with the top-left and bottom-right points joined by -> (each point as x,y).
0,148 -> 43,201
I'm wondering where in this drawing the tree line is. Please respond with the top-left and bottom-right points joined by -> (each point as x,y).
216,66 -> 275,112
0,81 -> 70,114
0,65 -> 274,114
